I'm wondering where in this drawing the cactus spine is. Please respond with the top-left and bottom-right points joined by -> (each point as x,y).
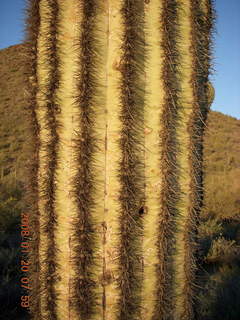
25,0 -> 214,319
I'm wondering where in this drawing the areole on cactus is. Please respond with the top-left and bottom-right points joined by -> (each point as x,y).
24,0 -> 215,319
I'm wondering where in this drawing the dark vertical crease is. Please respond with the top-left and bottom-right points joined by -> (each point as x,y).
118,1 -> 145,319
153,1 -> 181,319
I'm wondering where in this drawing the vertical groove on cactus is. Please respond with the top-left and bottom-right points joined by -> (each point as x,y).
99,1 -> 124,319
87,2 -> 108,319
142,0 -> 165,318
52,0 -> 84,319
69,0 -> 98,318
24,1 -> 41,319
35,1 -> 60,318
153,1 -> 181,319
172,0 -> 195,318
118,1 -> 145,319
99,1 -> 121,319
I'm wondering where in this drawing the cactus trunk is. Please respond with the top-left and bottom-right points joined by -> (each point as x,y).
24,0 -> 214,319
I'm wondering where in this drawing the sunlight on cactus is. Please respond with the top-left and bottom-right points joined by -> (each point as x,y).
24,0 -> 215,319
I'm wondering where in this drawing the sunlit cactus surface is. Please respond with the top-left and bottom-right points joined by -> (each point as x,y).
24,0 -> 215,319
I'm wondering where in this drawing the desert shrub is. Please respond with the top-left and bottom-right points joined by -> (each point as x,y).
0,183 -> 29,320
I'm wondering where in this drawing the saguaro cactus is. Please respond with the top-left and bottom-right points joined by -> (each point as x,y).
24,0 -> 214,319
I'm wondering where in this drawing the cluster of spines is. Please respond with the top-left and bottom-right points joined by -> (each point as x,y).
117,1 -> 145,319
188,0 -> 215,317
39,1 -> 61,318
153,1 -> 181,319
23,0 -> 41,318
70,0 -> 98,318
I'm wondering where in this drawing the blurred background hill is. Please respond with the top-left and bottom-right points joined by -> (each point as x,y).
0,43 -> 239,320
